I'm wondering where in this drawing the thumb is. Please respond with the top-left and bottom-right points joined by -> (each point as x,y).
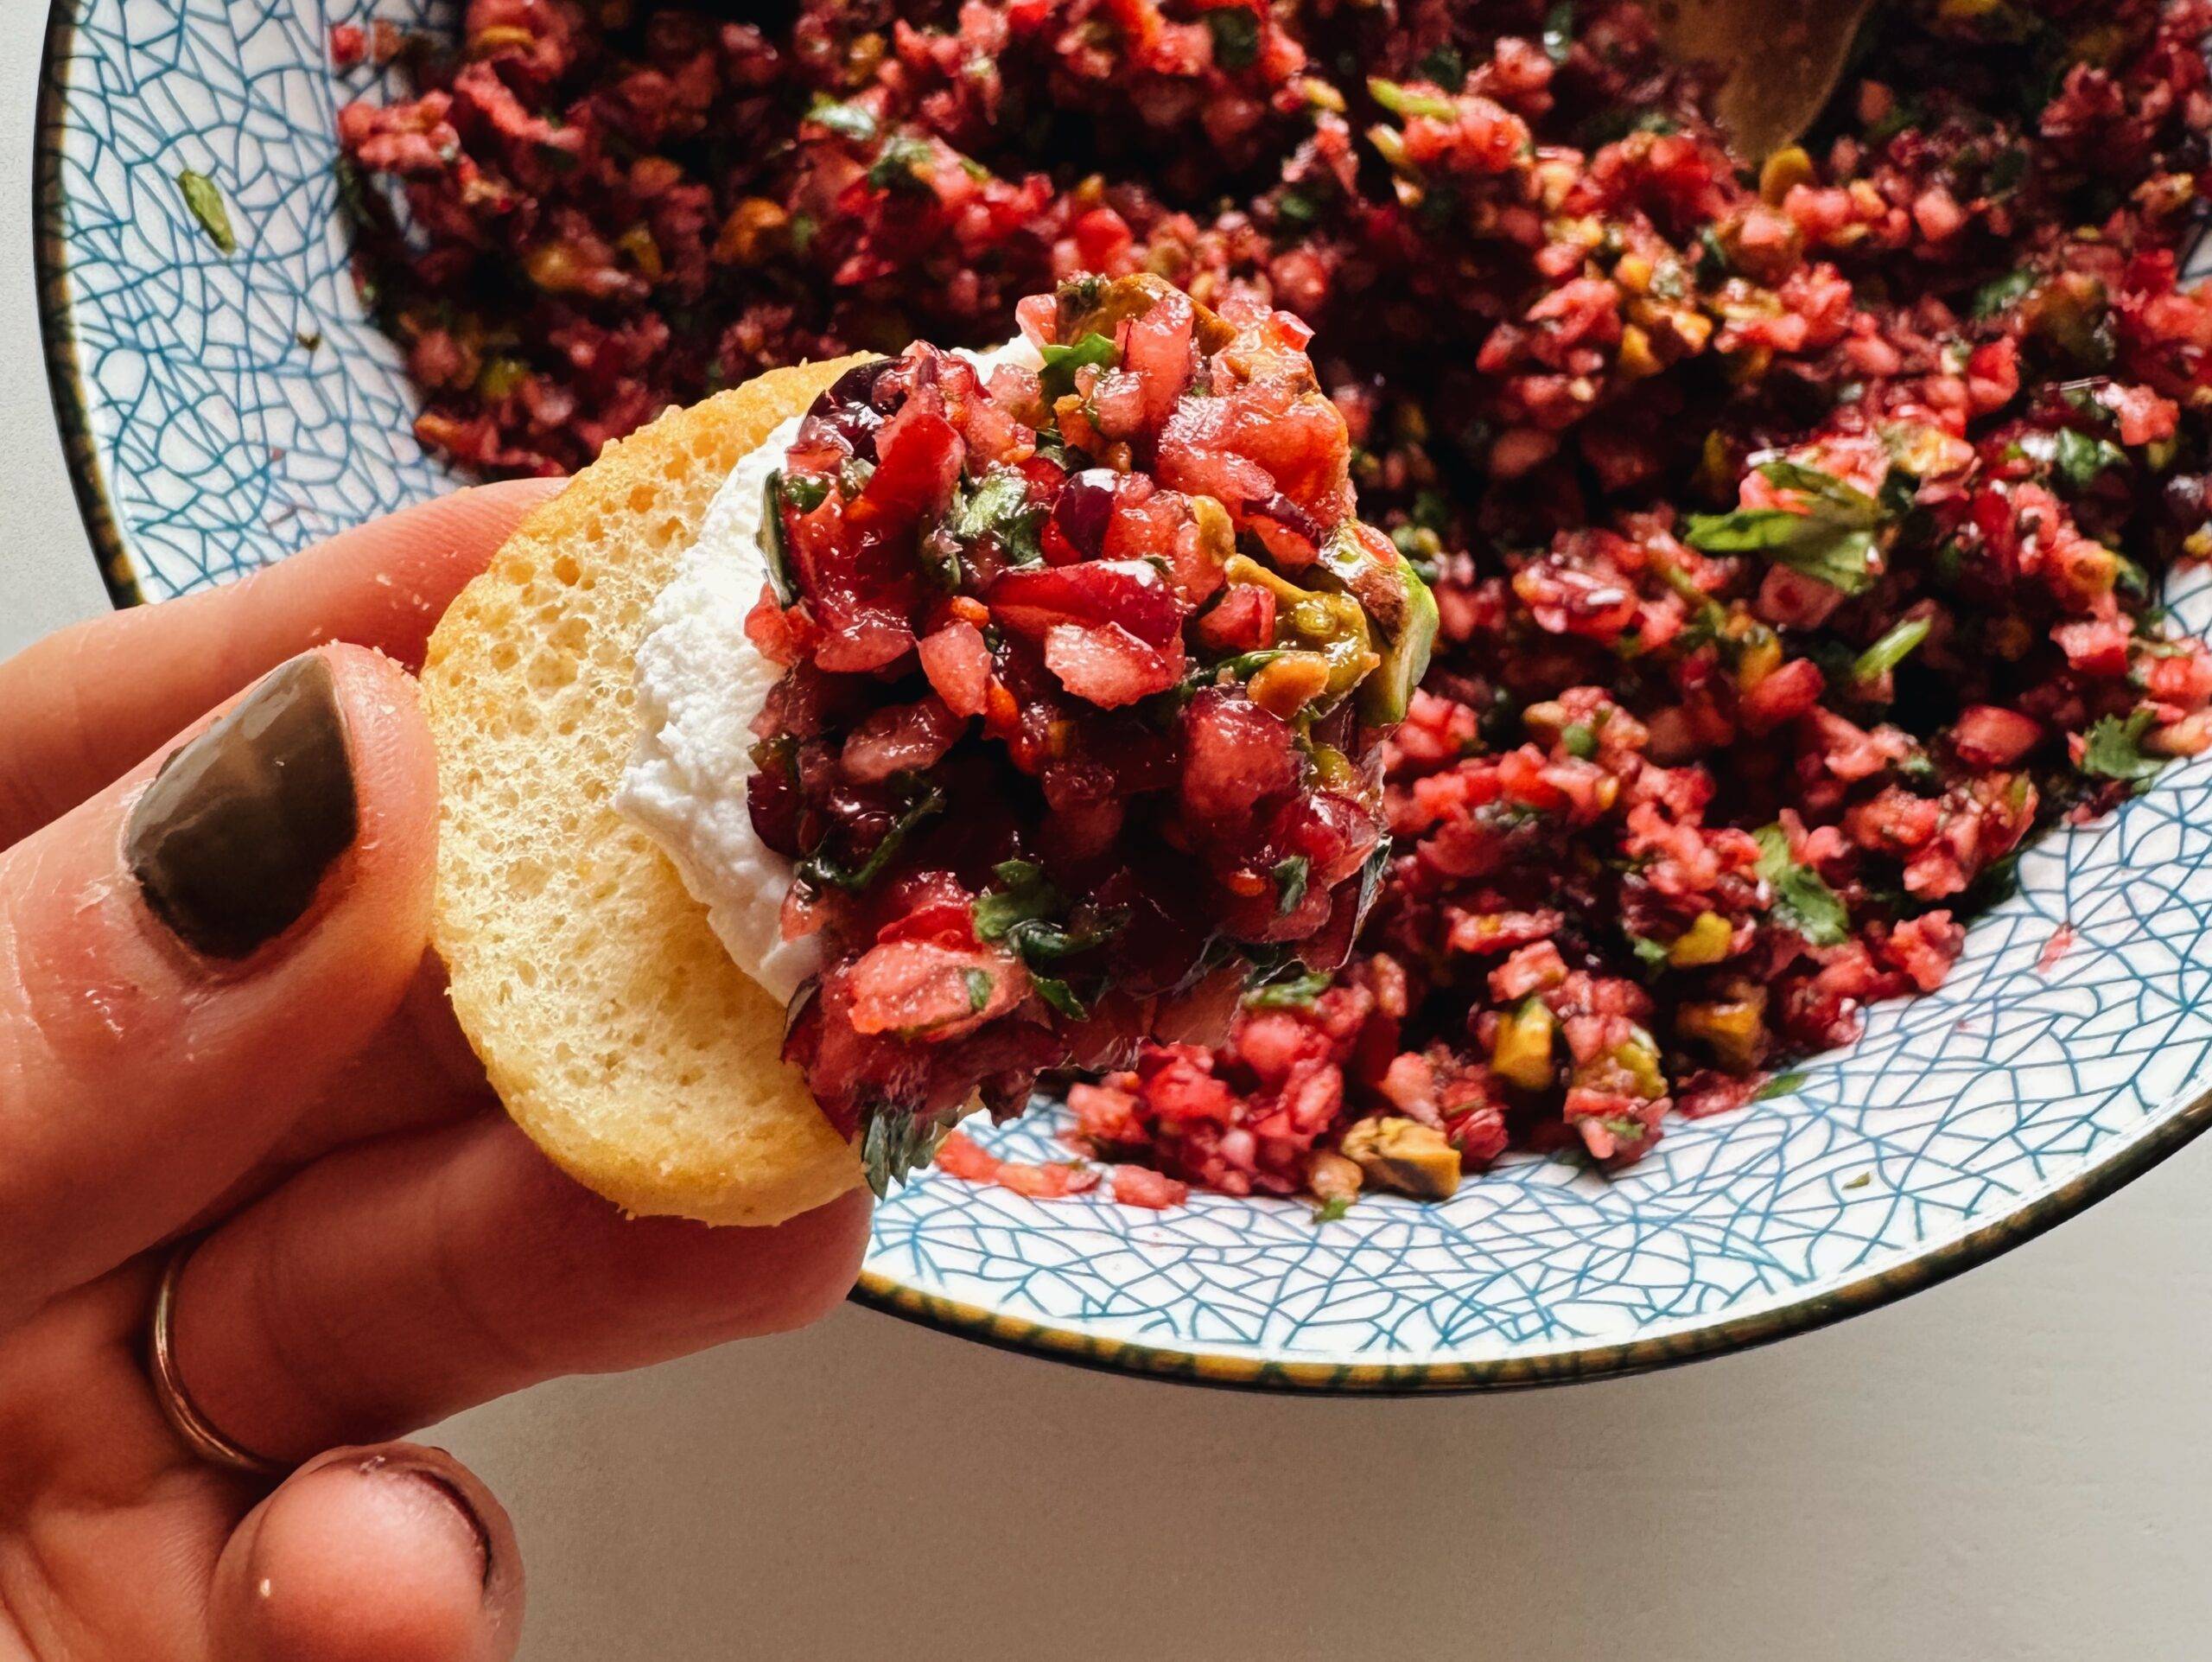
0,646 -> 437,1320
207,1442 -> 523,1662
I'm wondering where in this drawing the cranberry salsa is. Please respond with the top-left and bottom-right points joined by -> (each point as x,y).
342,0 -> 2212,1208
752,275 -> 1430,1186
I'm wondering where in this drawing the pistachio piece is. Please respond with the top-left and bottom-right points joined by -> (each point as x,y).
1340,1116 -> 1461,1200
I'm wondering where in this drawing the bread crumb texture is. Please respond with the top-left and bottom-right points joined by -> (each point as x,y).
423,359 -> 873,1225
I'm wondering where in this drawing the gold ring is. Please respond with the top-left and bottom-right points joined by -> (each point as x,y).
147,1239 -> 287,1476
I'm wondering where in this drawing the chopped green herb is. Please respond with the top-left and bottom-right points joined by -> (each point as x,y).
1202,5 -> 1260,70
867,133 -> 938,194
1751,1070 -> 1809,1101
2060,382 -> 2118,430
973,858 -> 1058,941
1367,76 -> 1457,121
807,96 -> 879,143
1596,1114 -> 1649,1142
1272,855 -> 1311,916
1626,931 -> 1672,971
963,968 -> 995,1013
1969,266 -> 2038,319
1695,225 -> 1732,284
756,470 -> 827,602
971,859 -> 1126,1015
1866,96 -> 1924,144
1311,1194 -> 1353,1224
2053,425 -> 2127,492
1560,722 -> 1598,760
1243,966 -> 1336,1009
951,469 -> 1045,564
175,169 -> 237,255
797,785 -> 945,894
2079,708 -> 2164,787
1541,0 -> 1575,64
1038,332 -> 1119,401
1851,615 -> 1931,685
1842,1170 -> 1873,1190
1031,974 -> 1090,1021
296,328 -> 323,352
1274,188 -> 1320,227
1983,146 -> 2028,196
1414,44 -> 1465,86
859,1104 -> 959,1195
1753,825 -> 1851,946
1683,459 -> 1885,595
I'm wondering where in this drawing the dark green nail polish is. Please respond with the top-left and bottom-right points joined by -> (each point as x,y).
124,655 -> 359,959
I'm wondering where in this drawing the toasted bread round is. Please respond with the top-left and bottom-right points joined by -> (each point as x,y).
423,358 -> 874,1226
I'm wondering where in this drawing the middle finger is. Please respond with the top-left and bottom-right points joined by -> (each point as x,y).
168,1116 -> 872,1464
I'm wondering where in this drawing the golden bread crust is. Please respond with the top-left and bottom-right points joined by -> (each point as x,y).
422,358 -> 874,1225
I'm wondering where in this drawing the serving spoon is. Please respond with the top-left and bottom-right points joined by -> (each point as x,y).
1647,0 -> 1882,158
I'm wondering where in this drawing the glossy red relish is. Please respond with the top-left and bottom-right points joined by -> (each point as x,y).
744,276 -> 1433,1186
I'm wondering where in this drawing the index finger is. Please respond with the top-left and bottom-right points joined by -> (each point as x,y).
0,479 -> 560,847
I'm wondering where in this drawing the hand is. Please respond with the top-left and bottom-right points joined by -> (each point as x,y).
0,486 -> 872,1661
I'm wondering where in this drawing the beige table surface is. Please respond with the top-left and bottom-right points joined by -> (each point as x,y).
5,12 -> 2211,1653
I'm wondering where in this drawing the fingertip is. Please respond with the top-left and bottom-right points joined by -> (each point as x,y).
211,1443 -> 522,1662
757,1185 -> 875,1331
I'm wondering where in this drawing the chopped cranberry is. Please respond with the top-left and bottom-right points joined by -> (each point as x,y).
988,559 -> 1187,647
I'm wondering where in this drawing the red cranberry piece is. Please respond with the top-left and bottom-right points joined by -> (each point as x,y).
746,766 -> 803,856
1179,686 -> 1299,820
1046,468 -> 1122,563
855,407 -> 963,529
803,355 -> 897,460
988,559 -> 1187,647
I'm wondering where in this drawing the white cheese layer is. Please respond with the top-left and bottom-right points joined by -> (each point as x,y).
618,337 -> 1039,1005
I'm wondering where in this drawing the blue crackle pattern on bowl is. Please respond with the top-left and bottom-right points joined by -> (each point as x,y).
37,0 -> 2212,1385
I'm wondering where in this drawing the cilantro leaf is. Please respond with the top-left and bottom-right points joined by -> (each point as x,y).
1415,45 -> 1465,86
973,859 -> 1058,941
1272,855 -> 1311,916
1560,722 -> 1598,760
1031,974 -> 1090,1020
806,97 -> 878,143
1243,966 -> 1336,1009
951,469 -> 1045,564
971,860 -> 1124,1018
1753,825 -> 1850,946
963,968 -> 995,1014
1969,266 -> 2038,319
758,469 -> 827,602
857,1103 -> 958,1195
1683,459 -> 1885,595
2053,425 -> 2127,493
175,169 -> 237,255
1202,5 -> 1260,70
1311,1194 -> 1352,1224
1751,1069 -> 1809,1102
797,785 -> 944,895
2079,709 -> 2165,786
1038,333 -> 1119,401
867,133 -> 938,194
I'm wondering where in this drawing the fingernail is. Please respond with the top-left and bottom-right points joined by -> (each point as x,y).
124,655 -> 359,959
359,1455 -> 496,1589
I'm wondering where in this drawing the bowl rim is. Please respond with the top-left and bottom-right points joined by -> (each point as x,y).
32,0 -> 2212,1394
